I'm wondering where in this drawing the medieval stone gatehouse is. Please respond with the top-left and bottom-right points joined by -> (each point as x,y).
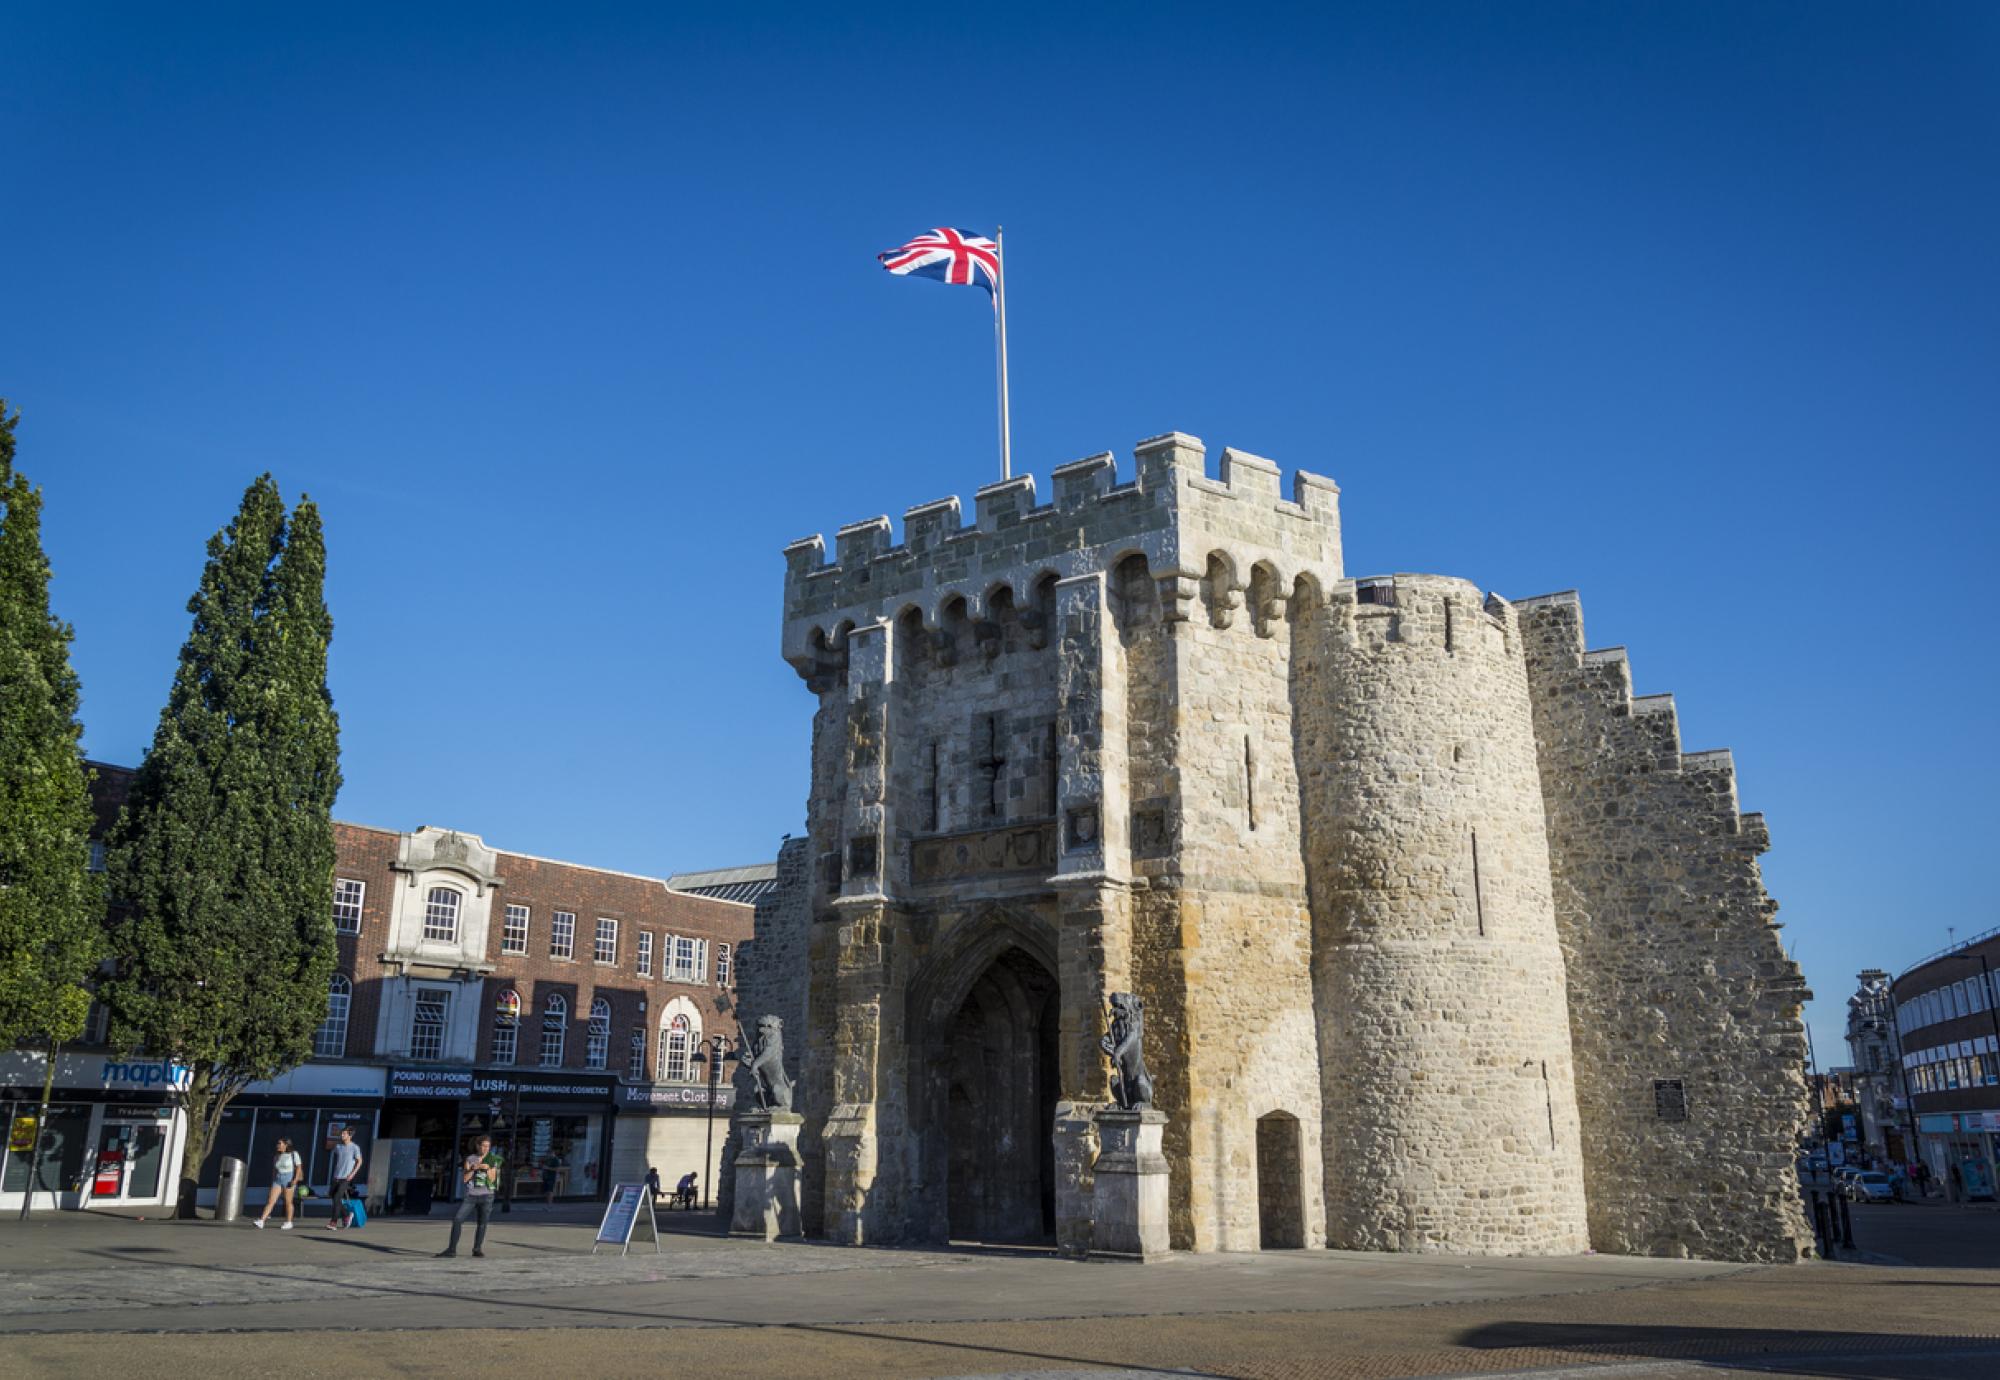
732,432 -> 1812,1263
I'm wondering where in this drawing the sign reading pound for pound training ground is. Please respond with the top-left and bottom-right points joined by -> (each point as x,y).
592,1183 -> 660,1256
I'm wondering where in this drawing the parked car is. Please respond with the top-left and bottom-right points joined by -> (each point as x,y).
1847,1171 -> 1895,1203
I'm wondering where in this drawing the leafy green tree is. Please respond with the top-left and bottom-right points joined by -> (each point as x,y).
105,476 -> 340,1216
0,401 -> 103,1044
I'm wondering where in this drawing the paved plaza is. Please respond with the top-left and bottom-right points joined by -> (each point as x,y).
0,1202 -> 1994,1377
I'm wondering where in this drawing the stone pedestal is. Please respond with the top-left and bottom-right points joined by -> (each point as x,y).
730,1110 -> 804,1242
1091,1107 -> 1170,1261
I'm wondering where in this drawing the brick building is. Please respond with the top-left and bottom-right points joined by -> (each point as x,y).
1893,927 -> 2000,1201
0,763 -> 754,1215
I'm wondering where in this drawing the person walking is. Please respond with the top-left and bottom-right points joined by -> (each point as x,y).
437,1135 -> 503,1259
327,1126 -> 364,1230
254,1138 -> 302,1229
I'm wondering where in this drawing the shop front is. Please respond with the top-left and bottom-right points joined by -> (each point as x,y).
383,1067 -> 616,1209
609,1080 -> 737,1204
191,1064 -> 388,1208
1918,1111 -> 1999,1201
0,1051 -> 192,1213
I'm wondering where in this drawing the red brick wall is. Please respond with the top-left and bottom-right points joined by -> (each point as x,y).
331,821 -> 754,1075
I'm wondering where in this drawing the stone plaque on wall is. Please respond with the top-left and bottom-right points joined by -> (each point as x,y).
911,822 -> 1057,884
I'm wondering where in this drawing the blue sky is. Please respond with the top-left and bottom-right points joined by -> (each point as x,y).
4,4 -> 1995,1062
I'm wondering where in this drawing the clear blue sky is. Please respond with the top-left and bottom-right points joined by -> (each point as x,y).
5,4 -> 1995,1063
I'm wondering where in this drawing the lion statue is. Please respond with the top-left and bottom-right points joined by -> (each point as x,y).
737,1014 -> 794,1112
1100,992 -> 1154,1110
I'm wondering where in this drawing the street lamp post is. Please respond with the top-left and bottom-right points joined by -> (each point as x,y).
691,1034 -> 734,1212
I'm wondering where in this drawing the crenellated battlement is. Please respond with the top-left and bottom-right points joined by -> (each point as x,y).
782,432 -> 1342,675
1515,591 -> 1758,829
1322,572 -> 1516,661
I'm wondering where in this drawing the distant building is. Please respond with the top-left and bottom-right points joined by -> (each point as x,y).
0,762 -> 756,1216
1893,928 -> 2000,1201
1843,969 -> 1909,1164
667,861 -> 781,907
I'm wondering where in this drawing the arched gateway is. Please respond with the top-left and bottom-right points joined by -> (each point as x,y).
907,915 -> 1060,1244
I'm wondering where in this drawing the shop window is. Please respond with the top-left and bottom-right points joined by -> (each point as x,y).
660,1013 -> 692,1082
637,931 -> 654,977
423,888 -> 461,943
313,974 -> 351,1057
412,987 -> 450,1060
594,917 -> 618,966
716,943 -> 731,988
332,879 -> 365,934
502,905 -> 529,955
540,993 -> 567,1067
551,911 -> 576,961
586,997 -> 611,1070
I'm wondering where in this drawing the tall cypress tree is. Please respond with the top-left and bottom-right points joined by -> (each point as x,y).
0,401 -> 102,1048
105,476 -> 340,1217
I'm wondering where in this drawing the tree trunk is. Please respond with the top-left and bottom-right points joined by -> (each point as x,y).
176,1068 -> 240,1220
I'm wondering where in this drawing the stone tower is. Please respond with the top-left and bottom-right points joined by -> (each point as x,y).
752,432 -> 1811,1263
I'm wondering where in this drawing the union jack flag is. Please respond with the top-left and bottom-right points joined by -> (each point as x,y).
877,227 -> 1000,297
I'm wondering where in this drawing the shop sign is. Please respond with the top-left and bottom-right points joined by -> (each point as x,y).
98,1059 -> 193,1091
108,1105 -> 175,1120
1916,1112 -> 2000,1134
389,1067 -> 615,1101
618,1083 -> 737,1112
8,1115 -> 35,1153
389,1068 -> 475,1099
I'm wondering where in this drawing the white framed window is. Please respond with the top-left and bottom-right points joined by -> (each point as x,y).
551,911 -> 575,960
716,943 -> 731,987
332,879 -> 365,934
628,1028 -> 646,1081
492,988 -> 521,1064
412,986 -> 451,1060
540,992 -> 567,1066
637,931 -> 654,977
671,935 -> 697,982
697,938 -> 709,981
595,917 -> 618,966
586,996 -> 611,1069
423,887 -> 461,943
502,904 -> 529,955
314,974 -> 351,1057
88,840 -> 108,873
660,1013 -> 692,1082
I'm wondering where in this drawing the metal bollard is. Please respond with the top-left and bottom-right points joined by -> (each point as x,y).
214,1156 -> 248,1222
1837,1190 -> 1855,1249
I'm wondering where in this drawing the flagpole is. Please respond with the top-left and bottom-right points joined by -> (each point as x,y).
994,226 -> 1012,481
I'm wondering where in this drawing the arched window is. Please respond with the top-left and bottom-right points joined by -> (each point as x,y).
659,1013 -> 692,1082
585,997 -> 611,1070
540,992 -> 567,1067
423,887 -> 461,943
313,974 -> 350,1058
491,988 -> 520,1065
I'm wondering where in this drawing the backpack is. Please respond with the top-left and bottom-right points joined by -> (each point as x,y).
345,1196 -> 367,1228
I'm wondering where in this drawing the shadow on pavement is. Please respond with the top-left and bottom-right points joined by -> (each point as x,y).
1458,1321 -> 2000,1377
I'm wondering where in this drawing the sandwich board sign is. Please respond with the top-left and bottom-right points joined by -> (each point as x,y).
592,1182 -> 660,1256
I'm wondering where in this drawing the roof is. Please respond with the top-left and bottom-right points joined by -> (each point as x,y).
666,861 -> 780,906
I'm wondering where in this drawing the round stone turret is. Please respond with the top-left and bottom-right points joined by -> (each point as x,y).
1296,573 -> 1589,1254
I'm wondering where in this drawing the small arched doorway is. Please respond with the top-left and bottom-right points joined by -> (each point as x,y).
913,941 -> 1060,1245
1257,1110 -> 1306,1249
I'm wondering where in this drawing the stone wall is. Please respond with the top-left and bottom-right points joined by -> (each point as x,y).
1517,591 -> 1813,1263
715,834 -> 812,1228
1296,574 -> 1590,1254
